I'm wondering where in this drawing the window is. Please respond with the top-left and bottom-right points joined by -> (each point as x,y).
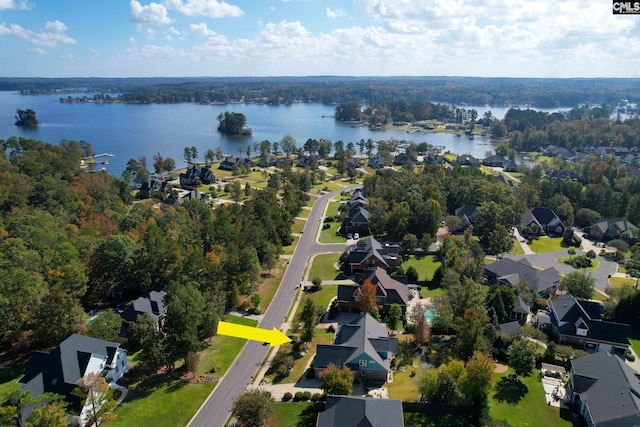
359,360 -> 367,367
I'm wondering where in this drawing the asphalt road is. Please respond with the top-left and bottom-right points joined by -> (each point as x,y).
188,185 -> 359,427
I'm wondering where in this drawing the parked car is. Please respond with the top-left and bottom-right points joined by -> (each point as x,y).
354,233 -> 359,240
347,233 -> 352,240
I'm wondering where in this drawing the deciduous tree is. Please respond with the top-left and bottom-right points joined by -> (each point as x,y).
507,338 -> 536,377
231,389 -> 273,427
563,271 -> 595,299
320,363 -> 353,395
357,279 -> 377,316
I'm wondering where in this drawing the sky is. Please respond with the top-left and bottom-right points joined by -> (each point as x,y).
0,0 -> 639,78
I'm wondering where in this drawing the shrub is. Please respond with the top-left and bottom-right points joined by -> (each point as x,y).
294,391 -> 303,401
311,393 -> 323,402
608,239 -> 629,252
306,368 -> 316,379
302,391 -> 312,401
282,392 -> 292,401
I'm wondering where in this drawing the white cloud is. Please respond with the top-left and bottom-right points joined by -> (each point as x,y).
0,22 -> 30,38
168,27 -> 180,35
0,0 -> 29,10
326,7 -> 346,18
30,20 -> 76,48
164,0 -> 243,18
130,0 -> 173,24
129,37 -> 136,44
28,47 -> 45,54
60,53 -> 73,59
190,22 -> 215,36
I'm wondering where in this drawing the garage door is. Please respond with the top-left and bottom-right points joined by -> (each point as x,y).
599,343 -> 612,352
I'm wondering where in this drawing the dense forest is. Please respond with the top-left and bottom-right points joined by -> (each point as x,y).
2,76 -> 640,108
0,137 -> 301,363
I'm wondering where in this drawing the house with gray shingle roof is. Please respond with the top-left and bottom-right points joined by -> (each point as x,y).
569,351 -> 640,427
589,218 -> 637,241
336,267 -> 409,315
119,291 -> 167,341
549,294 -> 630,355
19,334 -> 128,426
483,258 -> 560,297
314,313 -> 398,383
521,207 -> 566,236
347,236 -> 400,275
316,395 -> 404,427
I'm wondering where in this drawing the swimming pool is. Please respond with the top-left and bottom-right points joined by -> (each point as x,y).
424,307 -> 435,323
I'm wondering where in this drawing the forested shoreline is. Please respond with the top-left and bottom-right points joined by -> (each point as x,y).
3,76 -> 640,108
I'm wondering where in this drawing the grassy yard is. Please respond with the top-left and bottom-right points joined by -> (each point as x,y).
386,360 -> 425,401
291,218 -> 307,235
265,329 -> 335,385
266,402 -> 318,427
528,237 -> 576,253
420,282 -> 446,298
308,253 -> 344,281
324,201 -> 342,218
610,276 -> 637,288
510,242 -> 525,255
489,369 -> 577,427
0,361 -> 24,396
297,208 -> 311,219
281,237 -> 298,256
318,221 -> 344,243
401,255 -> 441,282
257,262 -> 286,312
107,315 -> 256,427
294,286 -> 340,319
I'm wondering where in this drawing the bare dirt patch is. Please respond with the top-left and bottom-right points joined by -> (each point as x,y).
494,363 -> 508,373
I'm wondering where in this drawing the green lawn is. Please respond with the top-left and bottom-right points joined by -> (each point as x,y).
295,286 -> 340,319
510,242 -> 525,255
291,218 -> 307,234
0,362 -> 24,396
420,282 -> 446,298
610,276 -> 637,288
297,208 -> 311,219
266,402 -> 318,427
324,201 -> 342,218
318,221 -> 344,243
265,330 -> 335,385
107,315 -> 256,427
556,256 -> 598,271
386,360 -> 424,401
528,237 -> 576,253
401,255 -> 441,282
489,370 -> 577,427
308,253 -> 344,281
629,328 -> 640,357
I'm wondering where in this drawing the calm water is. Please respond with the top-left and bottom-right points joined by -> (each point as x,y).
0,91 -> 565,176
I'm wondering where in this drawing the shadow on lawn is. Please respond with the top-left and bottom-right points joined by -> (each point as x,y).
121,368 -> 187,401
296,403 -> 321,427
493,376 -> 528,405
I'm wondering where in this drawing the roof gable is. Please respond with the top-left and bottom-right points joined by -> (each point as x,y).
317,395 -> 404,427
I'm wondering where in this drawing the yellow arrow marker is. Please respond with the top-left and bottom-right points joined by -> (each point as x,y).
217,321 -> 291,347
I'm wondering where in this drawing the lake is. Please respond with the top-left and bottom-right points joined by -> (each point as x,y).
0,91 -> 566,176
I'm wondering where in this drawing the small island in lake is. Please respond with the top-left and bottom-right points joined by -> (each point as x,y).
15,108 -> 39,128
217,111 -> 252,136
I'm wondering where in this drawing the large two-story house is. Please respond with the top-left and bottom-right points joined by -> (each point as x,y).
589,218 -> 637,241
314,313 -> 398,383
483,258 -> 561,297
19,334 -> 128,426
118,290 -> 167,342
521,207 -> 566,236
336,267 -> 409,316
316,395 -> 404,427
346,236 -> 401,275
569,351 -> 640,427
548,294 -> 630,356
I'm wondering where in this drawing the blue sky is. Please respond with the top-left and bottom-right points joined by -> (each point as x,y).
1,0 -> 639,78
